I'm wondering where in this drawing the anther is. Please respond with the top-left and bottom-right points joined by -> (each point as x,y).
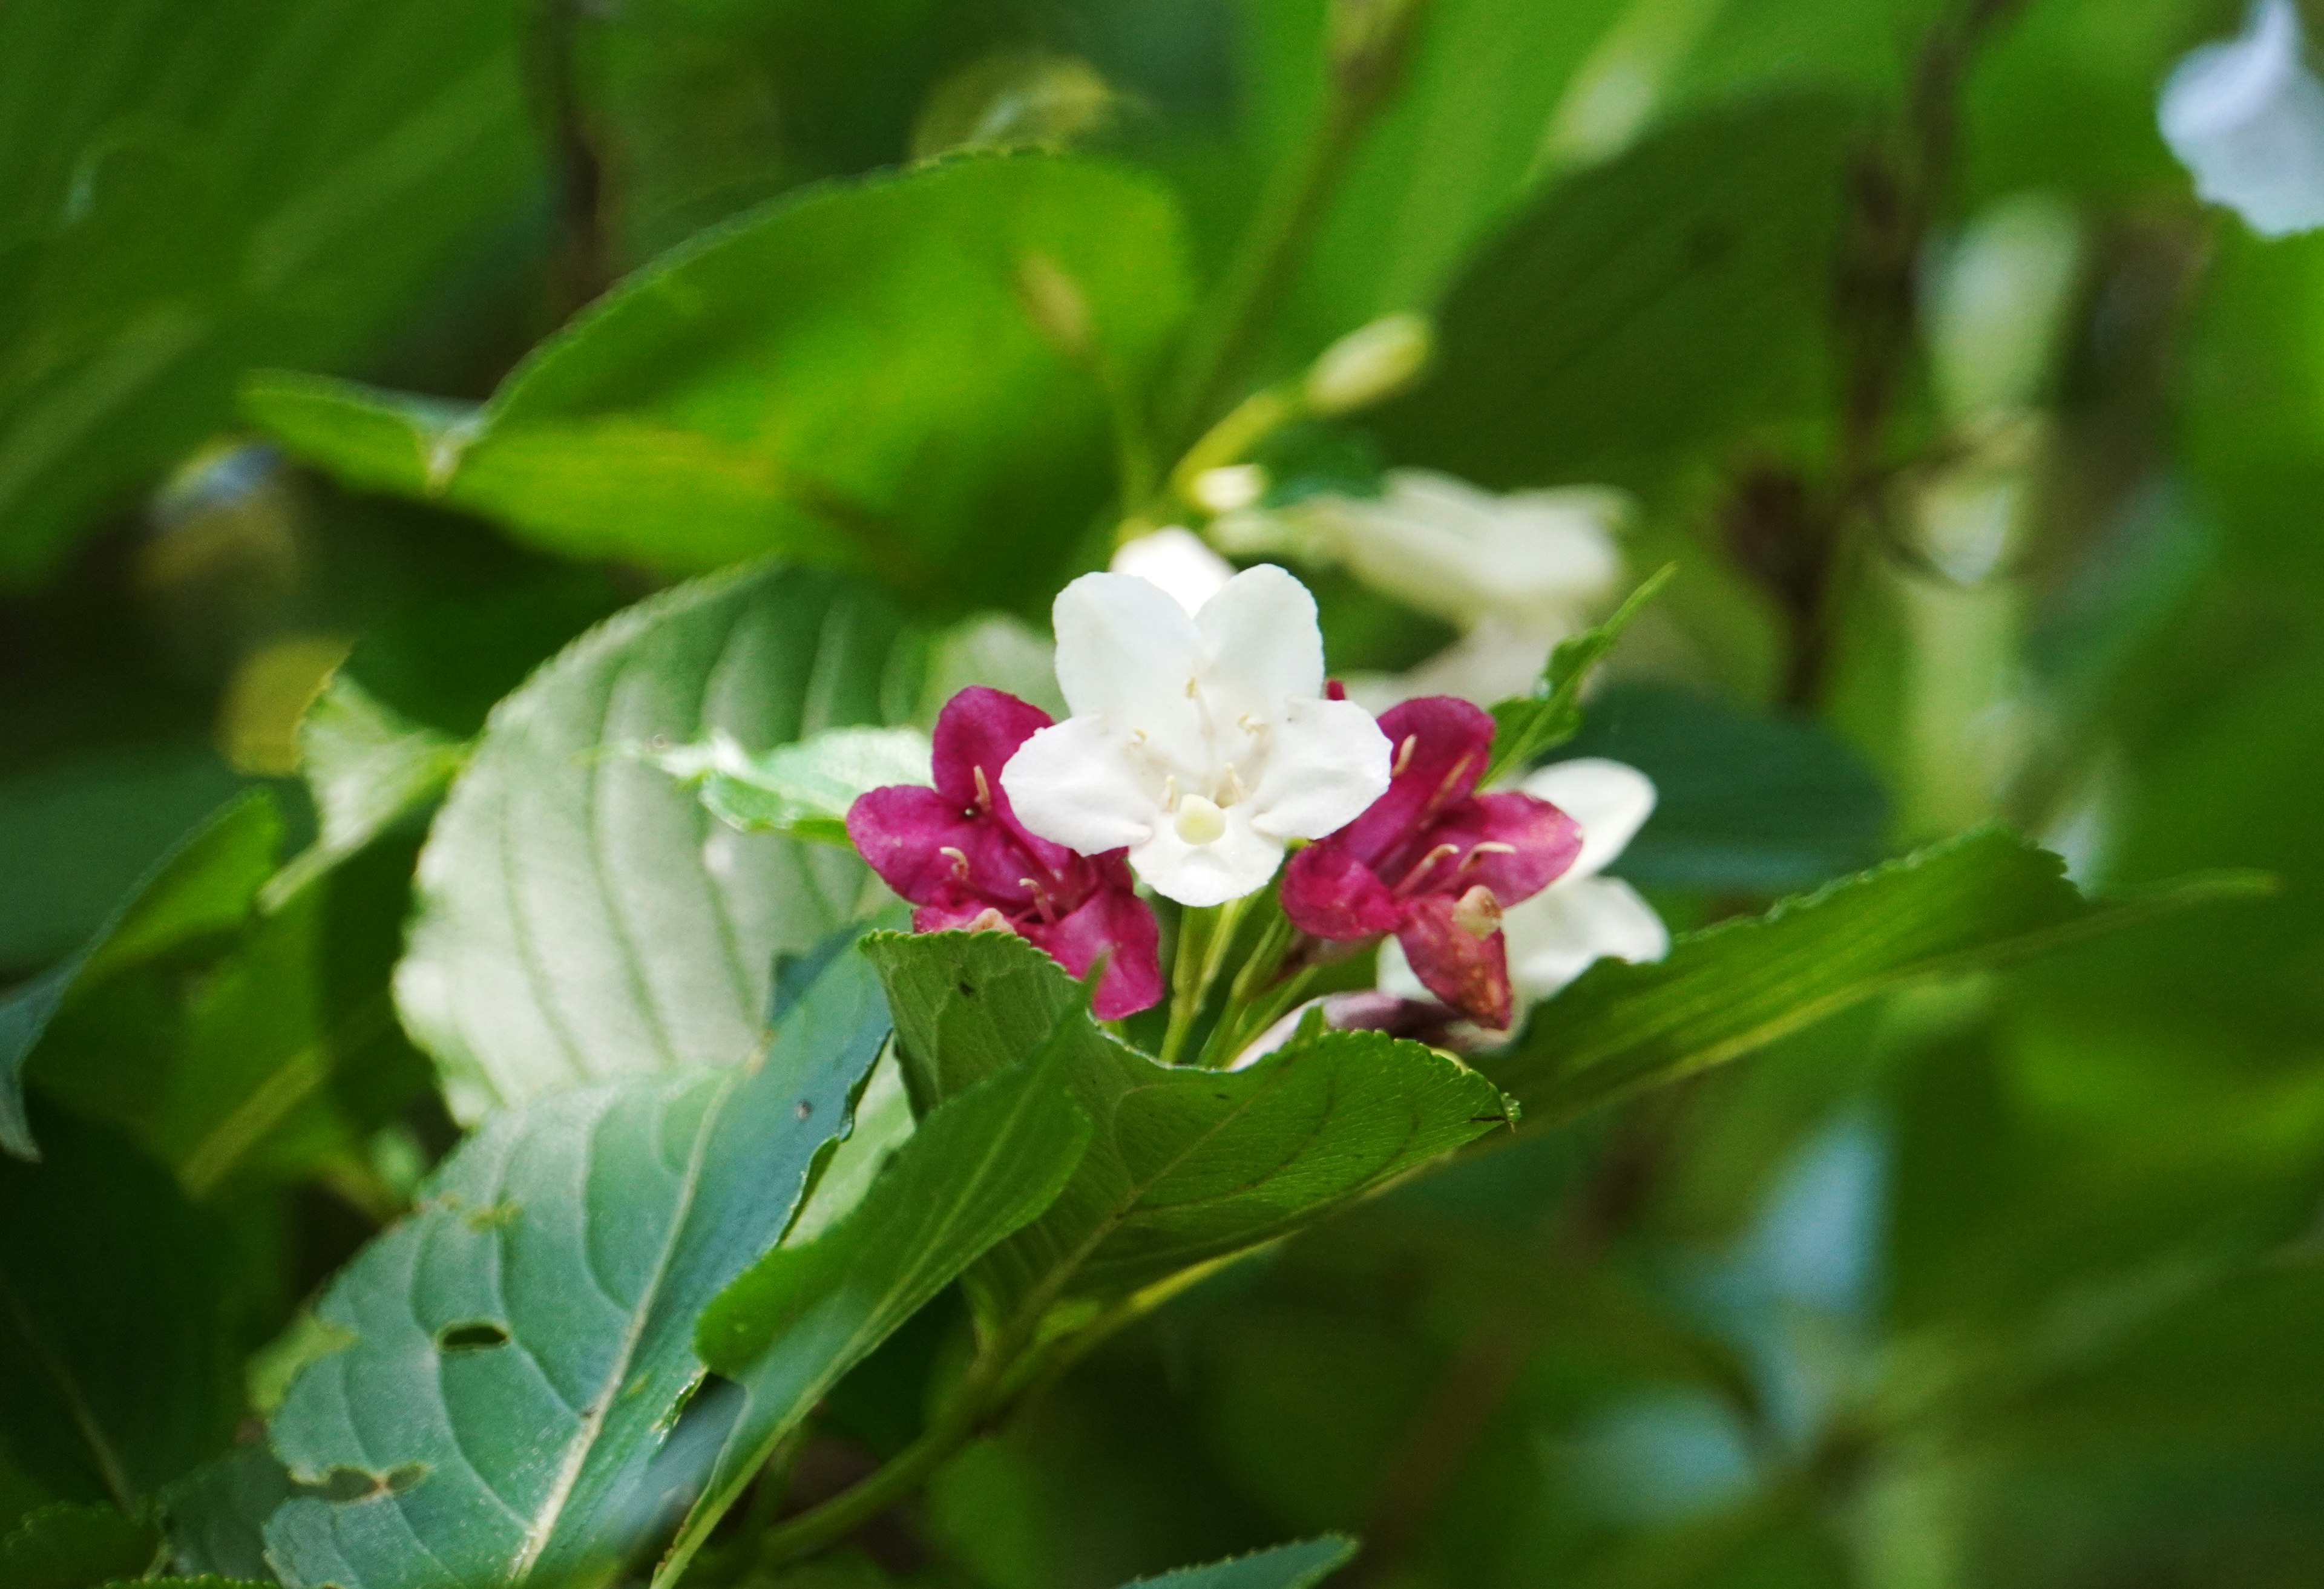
972,764 -> 993,810
940,846 -> 972,880
1393,735 -> 1417,777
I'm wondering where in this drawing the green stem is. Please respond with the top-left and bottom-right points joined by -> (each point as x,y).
1160,897 -> 1247,1066
753,1395 -> 979,1567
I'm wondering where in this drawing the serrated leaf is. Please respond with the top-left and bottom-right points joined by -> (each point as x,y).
394,561 -> 919,1122
1484,566 -> 1672,785
0,1502 -> 159,1589
2,794 -> 278,1161
262,939 -> 892,1589
651,724 -> 933,844
246,155 -> 1192,611
1488,828 -> 2273,1124
1119,1537 -> 1358,1589
0,1119 -> 247,1513
659,1030 -> 1095,1584
867,932 -> 1516,1323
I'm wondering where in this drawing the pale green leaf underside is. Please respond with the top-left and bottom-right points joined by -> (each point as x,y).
395,560 -> 918,1122
263,942 -> 893,1589
1491,827 -> 2271,1123
650,724 -> 933,844
868,932 -> 1517,1320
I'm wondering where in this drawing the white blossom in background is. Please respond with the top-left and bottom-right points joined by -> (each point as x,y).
1108,526 -> 1235,615
2160,0 -> 2324,238
1217,469 -> 1626,708
1003,566 -> 1392,907
1382,756 -> 1667,1017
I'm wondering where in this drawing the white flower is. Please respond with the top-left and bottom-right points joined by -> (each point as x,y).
2160,0 -> 2324,238
1002,566 -> 1393,907
1381,756 -> 1667,1015
1108,526 -> 1235,615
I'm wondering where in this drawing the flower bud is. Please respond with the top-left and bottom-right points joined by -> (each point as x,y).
1303,313 -> 1432,416
1189,464 -> 1267,514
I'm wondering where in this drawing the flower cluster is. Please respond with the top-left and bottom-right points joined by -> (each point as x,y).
845,563 -> 1666,1038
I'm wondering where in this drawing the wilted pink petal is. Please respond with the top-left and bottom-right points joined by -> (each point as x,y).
1396,893 -> 1514,1030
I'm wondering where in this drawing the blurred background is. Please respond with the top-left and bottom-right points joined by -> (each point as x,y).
4,1 -> 2323,1585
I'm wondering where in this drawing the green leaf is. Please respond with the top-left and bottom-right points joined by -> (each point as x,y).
1120,1538 -> 1358,1589
262,939 -> 893,1589
2,794 -> 278,1161
0,1118 -> 248,1513
246,155 -> 1193,611
1485,565 -> 1673,784
1486,829 -> 2274,1125
663,1032 -> 1095,1582
1556,683 -> 1891,893
162,1444 -> 290,1585
394,561 -> 921,1122
0,1503 -> 159,1589
100,1579 -> 271,1588
1375,96 -> 1857,492
651,724 -> 934,843
0,0 -> 539,585
867,932 -> 1517,1323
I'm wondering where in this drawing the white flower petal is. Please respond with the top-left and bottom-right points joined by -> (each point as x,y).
1520,757 -> 1656,880
1109,528 -> 1235,615
1000,717 -> 1158,856
1377,934 -> 1429,1003
1246,696 -> 1393,841
1052,571 -> 1205,724
1193,564 -> 1325,713
1502,876 -> 1669,1003
1129,806 -> 1284,907
2161,0 -> 2324,237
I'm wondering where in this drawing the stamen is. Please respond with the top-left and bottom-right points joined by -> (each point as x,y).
1393,735 -> 1416,777
1451,884 -> 1502,939
1393,842 -> 1463,896
1019,879 -> 1059,924
939,845 -> 972,880
972,764 -> 992,811
1460,841 -> 1518,871
1221,762 -> 1248,804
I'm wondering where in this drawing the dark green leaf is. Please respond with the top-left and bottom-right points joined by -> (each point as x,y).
2,794 -> 278,1161
262,940 -> 892,1589
0,0 -> 539,585
1374,96 -> 1857,491
246,155 -> 1193,611
1485,566 -> 1673,784
664,1032 -> 1095,1582
867,932 -> 1516,1323
1557,683 -> 1891,893
0,1118 -> 248,1512
1487,828 -> 2271,1124
0,1503 -> 159,1589
163,1444 -> 289,1585
1120,1537 -> 1357,1589
394,562 -> 920,1121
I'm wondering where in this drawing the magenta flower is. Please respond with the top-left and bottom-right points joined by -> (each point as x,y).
1279,696 -> 1581,1028
847,686 -> 1163,1018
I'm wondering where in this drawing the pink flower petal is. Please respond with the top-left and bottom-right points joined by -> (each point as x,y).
1395,895 -> 1514,1029
1281,839 -> 1403,941
1025,874 -> 1164,1018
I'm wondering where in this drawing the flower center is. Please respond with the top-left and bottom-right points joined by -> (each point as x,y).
1174,794 -> 1229,845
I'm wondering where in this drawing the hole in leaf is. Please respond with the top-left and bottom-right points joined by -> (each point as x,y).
317,1463 -> 427,1502
794,1100 -> 813,1121
957,980 -> 977,998
436,1320 -> 511,1353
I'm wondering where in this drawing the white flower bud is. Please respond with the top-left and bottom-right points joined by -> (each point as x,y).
1303,312 -> 1432,416
1189,464 -> 1268,514
2160,0 -> 2324,237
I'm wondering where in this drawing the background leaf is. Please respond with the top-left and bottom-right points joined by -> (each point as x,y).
1120,1536 -> 1357,1589
0,0 -> 540,585
246,155 -> 1194,611
263,939 -> 891,1589
394,561 -> 920,1121
0,1502 -> 159,1589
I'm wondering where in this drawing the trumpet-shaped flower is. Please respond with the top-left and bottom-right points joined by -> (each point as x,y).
1001,565 -> 1393,908
1382,756 -> 1668,1020
1282,696 -> 1582,1027
847,686 -> 1162,1017
2160,0 -> 2324,238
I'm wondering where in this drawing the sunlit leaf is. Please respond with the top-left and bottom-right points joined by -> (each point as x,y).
651,724 -> 934,844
